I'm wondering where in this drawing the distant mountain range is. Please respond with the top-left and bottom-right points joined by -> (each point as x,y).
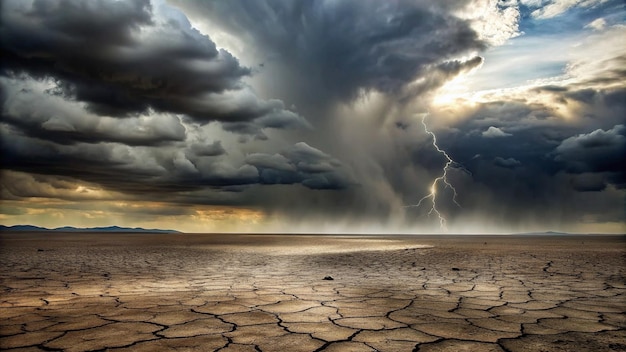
0,225 -> 180,234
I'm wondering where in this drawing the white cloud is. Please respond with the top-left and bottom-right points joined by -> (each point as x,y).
530,0 -> 608,19
457,0 -> 521,46
520,0 -> 545,6
585,17 -> 607,31
482,126 -> 513,138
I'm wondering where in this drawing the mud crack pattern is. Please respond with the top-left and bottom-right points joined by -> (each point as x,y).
1,234 -> 625,351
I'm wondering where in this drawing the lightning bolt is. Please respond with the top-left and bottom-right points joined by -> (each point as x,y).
406,113 -> 463,231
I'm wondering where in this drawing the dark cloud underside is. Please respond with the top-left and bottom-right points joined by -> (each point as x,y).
1,0 -> 301,125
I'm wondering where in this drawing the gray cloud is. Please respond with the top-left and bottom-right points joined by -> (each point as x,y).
1,0 -> 343,206
189,141 -> 226,157
1,79 -> 187,146
1,116 -> 353,205
221,106 -> 311,139
568,173 -> 608,192
171,0 -> 486,105
494,157 -> 522,168
0,0 -> 304,128
246,154 -> 295,172
246,143 -> 352,190
555,125 -> 625,174
1,122 -> 244,194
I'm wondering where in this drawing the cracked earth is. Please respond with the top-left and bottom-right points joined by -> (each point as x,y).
1,233 -> 625,351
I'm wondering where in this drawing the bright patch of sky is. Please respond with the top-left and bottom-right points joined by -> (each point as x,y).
451,0 -> 625,93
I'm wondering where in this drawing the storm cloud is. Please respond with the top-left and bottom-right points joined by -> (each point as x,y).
0,0 -> 303,126
1,0 -> 624,233
171,0 -> 487,106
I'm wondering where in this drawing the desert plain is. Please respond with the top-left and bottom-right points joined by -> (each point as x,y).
0,233 -> 625,352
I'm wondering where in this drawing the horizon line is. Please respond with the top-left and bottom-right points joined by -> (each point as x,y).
1,224 -> 624,236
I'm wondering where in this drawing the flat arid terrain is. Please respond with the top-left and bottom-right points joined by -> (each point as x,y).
1,233 -> 625,351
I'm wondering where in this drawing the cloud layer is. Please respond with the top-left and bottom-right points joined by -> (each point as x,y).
1,0 -> 624,233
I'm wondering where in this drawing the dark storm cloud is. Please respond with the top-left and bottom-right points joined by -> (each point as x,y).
161,0 -> 506,225
494,157 -> 521,169
445,102 -> 566,168
0,0 -> 302,126
245,143 -> 351,190
0,0 -> 332,204
445,95 -> 625,189
1,84 -> 186,146
377,81 -> 625,228
565,86 -> 626,110
554,124 -> 626,178
171,0 -> 486,103
0,122 -> 256,196
426,72 -> 626,228
569,173 -> 608,192
221,107 -> 310,139
1,115 -> 349,206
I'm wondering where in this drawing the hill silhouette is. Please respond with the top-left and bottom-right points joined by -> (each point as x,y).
0,225 -> 180,234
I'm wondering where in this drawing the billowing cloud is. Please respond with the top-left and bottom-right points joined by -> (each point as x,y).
247,143 -> 352,190
554,125 -> 626,185
0,0 -> 303,127
0,0 -> 341,202
2,77 -> 186,146
482,126 -> 513,138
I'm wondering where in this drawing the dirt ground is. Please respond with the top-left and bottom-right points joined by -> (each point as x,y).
1,233 -> 625,351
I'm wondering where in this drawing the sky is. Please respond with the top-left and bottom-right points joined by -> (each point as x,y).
1,0 -> 625,234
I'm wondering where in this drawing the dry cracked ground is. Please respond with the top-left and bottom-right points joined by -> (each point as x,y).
1,233 -> 625,352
